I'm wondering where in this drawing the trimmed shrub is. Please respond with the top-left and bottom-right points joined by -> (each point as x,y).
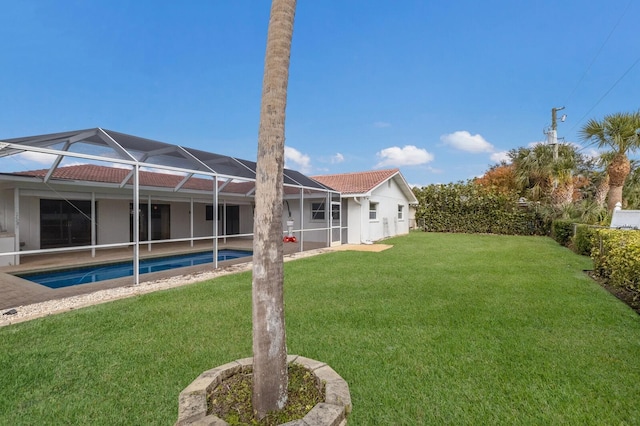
571,224 -> 600,256
591,229 -> 640,290
551,219 -> 575,247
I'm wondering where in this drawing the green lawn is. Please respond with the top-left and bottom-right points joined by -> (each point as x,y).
2,232 -> 640,425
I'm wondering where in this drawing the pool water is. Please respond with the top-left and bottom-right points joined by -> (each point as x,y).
16,249 -> 252,289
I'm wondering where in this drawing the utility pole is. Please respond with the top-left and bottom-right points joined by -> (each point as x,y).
549,106 -> 565,161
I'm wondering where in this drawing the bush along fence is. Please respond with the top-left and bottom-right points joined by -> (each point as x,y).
591,229 -> 640,290
413,183 -> 548,235
572,224 -> 602,256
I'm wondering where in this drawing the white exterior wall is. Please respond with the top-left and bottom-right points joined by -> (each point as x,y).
97,199 -> 130,245
192,201 -> 213,237
19,196 -> 39,251
346,198 -> 363,244
238,204 -> 253,234
0,189 -> 13,234
343,179 -> 410,244
363,179 -> 411,243
170,201 -> 190,239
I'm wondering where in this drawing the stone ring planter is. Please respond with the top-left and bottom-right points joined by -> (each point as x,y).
176,355 -> 352,425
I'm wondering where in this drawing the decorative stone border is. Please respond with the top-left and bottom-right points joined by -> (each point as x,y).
176,355 -> 351,425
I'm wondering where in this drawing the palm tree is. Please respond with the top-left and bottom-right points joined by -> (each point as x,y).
574,154 -> 609,209
549,143 -> 579,208
592,168 -> 610,209
509,143 -> 578,209
622,160 -> 640,209
510,145 -> 550,202
579,111 -> 640,211
252,0 -> 297,419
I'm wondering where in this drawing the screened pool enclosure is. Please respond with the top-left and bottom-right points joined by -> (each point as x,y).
0,128 -> 342,284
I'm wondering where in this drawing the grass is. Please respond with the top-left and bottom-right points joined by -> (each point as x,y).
2,232 -> 640,425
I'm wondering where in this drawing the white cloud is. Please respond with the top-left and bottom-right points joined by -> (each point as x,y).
373,121 -> 391,128
331,153 -> 344,164
284,146 -> 312,174
15,151 -> 56,165
490,151 -> 510,164
375,145 -> 434,168
441,131 -> 494,153
0,151 -> 56,173
582,147 -> 601,160
59,159 -> 89,168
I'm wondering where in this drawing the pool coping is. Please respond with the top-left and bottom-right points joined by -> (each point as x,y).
0,252 -> 256,311
1,247 -> 334,325
13,248 -> 253,285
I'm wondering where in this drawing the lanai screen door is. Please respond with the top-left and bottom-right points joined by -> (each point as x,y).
331,193 -> 341,246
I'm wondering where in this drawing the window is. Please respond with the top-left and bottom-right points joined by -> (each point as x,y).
398,205 -> 404,220
205,205 -> 228,221
369,202 -> 378,220
331,203 -> 340,220
311,202 -> 325,220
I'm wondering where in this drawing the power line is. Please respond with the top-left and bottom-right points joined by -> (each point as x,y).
556,0 -> 639,154
562,0 -> 633,107
568,54 -> 640,136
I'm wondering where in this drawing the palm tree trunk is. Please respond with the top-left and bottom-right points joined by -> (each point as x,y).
607,154 -> 631,211
607,185 -> 624,211
595,174 -> 609,208
252,0 -> 297,419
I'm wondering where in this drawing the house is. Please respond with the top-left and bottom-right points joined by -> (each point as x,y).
311,169 -> 418,244
0,128 -> 339,279
0,128 -> 420,289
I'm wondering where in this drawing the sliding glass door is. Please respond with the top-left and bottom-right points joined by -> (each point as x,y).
40,199 -> 92,248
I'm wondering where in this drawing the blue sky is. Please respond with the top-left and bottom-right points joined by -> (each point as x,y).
1,1 -> 638,187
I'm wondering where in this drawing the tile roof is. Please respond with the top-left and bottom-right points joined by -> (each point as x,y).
15,164 -> 216,190
13,164 -> 323,197
2,128 -> 330,191
311,169 -> 400,195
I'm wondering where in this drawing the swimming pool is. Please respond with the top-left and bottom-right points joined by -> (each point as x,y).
16,249 -> 252,289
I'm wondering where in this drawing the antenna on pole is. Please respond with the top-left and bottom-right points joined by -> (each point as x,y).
551,106 -> 565,131
550,106 -> 565,160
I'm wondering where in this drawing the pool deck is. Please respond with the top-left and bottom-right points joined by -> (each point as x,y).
0,239 -> 326,311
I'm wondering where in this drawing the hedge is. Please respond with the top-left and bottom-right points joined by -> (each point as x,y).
571,224 -> 601,256
413,182 -> 548,236
591,229 -> 640,290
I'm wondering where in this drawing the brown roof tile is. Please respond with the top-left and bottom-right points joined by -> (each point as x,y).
311,169 -> 399,194
16,164 -> 221,191
14,164 -> 397,200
